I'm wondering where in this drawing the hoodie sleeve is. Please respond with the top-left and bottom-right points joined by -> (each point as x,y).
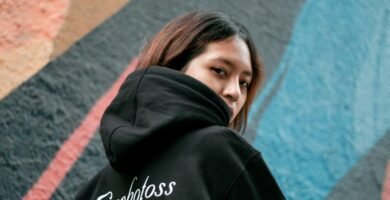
224,153 -> 286,200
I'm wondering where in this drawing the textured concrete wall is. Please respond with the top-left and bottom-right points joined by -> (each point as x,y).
1,0 -> 389,199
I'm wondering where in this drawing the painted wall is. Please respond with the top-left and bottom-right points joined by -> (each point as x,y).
0,0 -> 389,199
252,1 -> 390,199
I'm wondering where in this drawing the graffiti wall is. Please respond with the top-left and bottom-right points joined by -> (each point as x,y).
0,0 -> 389,199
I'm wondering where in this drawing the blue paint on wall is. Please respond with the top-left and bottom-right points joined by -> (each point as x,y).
250,0 -> 390,199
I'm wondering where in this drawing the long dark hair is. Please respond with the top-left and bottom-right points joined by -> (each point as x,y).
137,11 -> 264,133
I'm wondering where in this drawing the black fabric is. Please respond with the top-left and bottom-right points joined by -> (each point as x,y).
75,66 -> 285,199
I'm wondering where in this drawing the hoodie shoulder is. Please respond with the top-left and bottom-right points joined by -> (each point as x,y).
199,126 -> 259,154
193,127 -> 285,200
193,126 -> 260,172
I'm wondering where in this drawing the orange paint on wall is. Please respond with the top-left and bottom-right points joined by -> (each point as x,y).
0,0 -> 69,51
0,0 -> 70,100
0,0 -> 129,100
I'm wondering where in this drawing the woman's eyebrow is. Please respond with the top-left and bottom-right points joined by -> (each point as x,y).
211,57 -> 252,77
212,57 -> 234,68
242,71 -> 252,80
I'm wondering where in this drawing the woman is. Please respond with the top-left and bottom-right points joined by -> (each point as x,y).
76,11 -> 285,199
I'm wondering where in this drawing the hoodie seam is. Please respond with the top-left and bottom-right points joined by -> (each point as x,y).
131,68 -> 148,126
107,124 -> 128,158
108,68 -> 148,158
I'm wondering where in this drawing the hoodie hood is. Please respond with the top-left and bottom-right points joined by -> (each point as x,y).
100,66 -> 231,171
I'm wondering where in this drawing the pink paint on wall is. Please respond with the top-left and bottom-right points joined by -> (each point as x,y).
383,162 -> 390,200
0,0 -> 69,51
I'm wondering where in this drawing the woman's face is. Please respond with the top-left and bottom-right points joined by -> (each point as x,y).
184,36 -> 252,124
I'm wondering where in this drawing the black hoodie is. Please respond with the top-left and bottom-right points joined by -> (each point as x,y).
75,67 -> 285,200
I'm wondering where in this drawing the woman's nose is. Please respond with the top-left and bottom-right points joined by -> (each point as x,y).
222,80 -> 241,102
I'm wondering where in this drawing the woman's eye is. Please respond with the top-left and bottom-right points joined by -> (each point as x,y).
240,81 -> 250,88
211,67 -> 226,76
